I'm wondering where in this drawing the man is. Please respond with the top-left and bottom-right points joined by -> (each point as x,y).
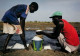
2,2 -> 38,52
36,11 -> 80,53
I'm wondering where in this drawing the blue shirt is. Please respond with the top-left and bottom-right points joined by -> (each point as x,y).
2,4 -> 27,25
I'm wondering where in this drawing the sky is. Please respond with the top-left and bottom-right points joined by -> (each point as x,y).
0,0 -> 80,22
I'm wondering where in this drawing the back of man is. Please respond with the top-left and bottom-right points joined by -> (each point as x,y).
2,4 -> 27,25
61,19 -> 79,46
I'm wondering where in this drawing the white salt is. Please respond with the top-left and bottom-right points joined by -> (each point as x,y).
36,30 -> 42,32
32,36 -> 42,41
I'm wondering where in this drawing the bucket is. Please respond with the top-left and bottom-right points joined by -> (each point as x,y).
32,36 -> 43,51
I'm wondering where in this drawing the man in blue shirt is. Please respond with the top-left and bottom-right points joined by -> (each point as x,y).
2,2 -> 38,52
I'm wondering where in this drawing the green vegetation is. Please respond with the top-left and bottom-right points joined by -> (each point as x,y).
26,21 -> 52,23
25,21 -> 55,30
0,22 -> 3,30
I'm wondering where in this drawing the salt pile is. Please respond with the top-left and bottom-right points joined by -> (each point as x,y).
32,36 -> 42,41
36,30 -> 42,32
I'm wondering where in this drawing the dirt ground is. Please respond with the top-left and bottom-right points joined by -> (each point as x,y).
0,22 -> 80,56
0,48 -> 80,56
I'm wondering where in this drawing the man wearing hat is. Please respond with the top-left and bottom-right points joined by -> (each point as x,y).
2,2 -> 38,52
36,11 -> 79,53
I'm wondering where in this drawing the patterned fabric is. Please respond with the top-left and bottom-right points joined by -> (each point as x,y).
58,33 -> 79,53
3,23 -> 22,34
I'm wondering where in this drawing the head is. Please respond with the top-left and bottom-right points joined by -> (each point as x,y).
49,11 -> 62,25
29,2 -> 38,13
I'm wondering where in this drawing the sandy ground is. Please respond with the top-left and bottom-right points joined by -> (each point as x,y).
0,46 -> 80,56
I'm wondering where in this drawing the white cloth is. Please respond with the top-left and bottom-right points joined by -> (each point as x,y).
3,23 -> 22,34
58,33 -> 79,53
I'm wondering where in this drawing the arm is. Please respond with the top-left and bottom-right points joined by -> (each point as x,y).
36,20 -> 64,39
20,6 -> 29,34
52,20 -> 64,38
20,16 -> 25,34
20,5 -> 29,19
36,31 -> 55,39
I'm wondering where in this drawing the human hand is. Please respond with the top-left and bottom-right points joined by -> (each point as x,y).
15,25 -> 22,29
16,28 -> 20,34
14,25 -> 22,34
36,30 -> 44,35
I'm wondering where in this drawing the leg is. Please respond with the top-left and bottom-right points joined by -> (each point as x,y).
58,33 -> 79,53
0,33 -> 6,36
64,42 -> 79,53
20,18 -> 29,50
20,34 -> 29,50
58,33 -> 68,53
3,34 -> 13,51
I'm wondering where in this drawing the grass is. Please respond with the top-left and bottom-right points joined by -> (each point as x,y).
0,21 -> 80,31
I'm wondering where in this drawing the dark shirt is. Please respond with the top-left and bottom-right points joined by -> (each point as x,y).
2,4 -> 27,25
